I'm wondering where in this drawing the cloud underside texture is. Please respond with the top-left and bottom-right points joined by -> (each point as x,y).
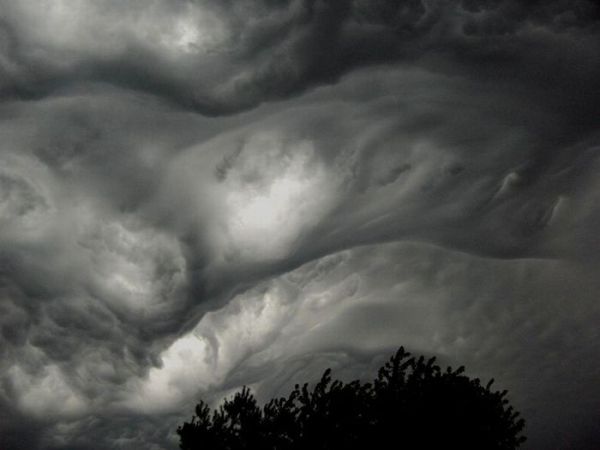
0,0 -> 599,449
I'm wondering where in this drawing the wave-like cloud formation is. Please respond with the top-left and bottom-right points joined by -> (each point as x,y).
2,0 -> 600,114
0,1 -> 599,449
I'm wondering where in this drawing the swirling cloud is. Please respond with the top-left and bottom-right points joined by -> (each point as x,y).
0,1 -> 599,449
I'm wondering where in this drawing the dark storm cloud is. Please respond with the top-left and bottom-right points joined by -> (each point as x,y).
1,0 -> 599,115
146,61 -> 600,447
0,1 -> 599,449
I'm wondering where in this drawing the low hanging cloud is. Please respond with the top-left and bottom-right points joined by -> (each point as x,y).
1,1 -> 599,449
2,0 -> 599,114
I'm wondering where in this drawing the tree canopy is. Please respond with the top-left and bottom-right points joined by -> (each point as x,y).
177,347 -> 526,449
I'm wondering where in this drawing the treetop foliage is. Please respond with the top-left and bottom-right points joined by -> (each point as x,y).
177,347 -> 526,449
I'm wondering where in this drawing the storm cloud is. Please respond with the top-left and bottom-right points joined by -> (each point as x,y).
1,1 -> 599,449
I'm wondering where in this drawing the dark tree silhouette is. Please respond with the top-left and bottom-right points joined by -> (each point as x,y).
177,347 -> 526,449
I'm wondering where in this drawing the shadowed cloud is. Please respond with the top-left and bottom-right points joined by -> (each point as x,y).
0,1 -> 599,449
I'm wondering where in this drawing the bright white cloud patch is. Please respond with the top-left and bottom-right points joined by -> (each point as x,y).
127,280 -> 297,412
217,133 -> 337,262
164,128 -> 340,266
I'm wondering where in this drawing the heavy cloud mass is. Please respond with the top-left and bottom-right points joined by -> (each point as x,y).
0,0 -> 599,448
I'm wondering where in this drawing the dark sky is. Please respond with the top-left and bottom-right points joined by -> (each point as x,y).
1,1 -> 599,449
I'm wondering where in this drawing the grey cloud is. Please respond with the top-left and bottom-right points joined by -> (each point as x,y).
160,242 -> 599,449
2,64 -> 599,448
0,1 -> 599,449
0,172 -> 47,223
0,0 -> 598,115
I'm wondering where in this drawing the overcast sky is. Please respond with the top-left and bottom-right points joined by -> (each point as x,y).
1,1 -> 599,449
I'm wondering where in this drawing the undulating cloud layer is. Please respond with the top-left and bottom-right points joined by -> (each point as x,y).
1,1 -> 599,449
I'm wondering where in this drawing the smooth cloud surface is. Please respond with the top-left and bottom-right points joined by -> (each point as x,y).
1,1 -> 599,449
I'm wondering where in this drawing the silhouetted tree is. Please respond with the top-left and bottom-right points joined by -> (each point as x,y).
177,347 -> 526,449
